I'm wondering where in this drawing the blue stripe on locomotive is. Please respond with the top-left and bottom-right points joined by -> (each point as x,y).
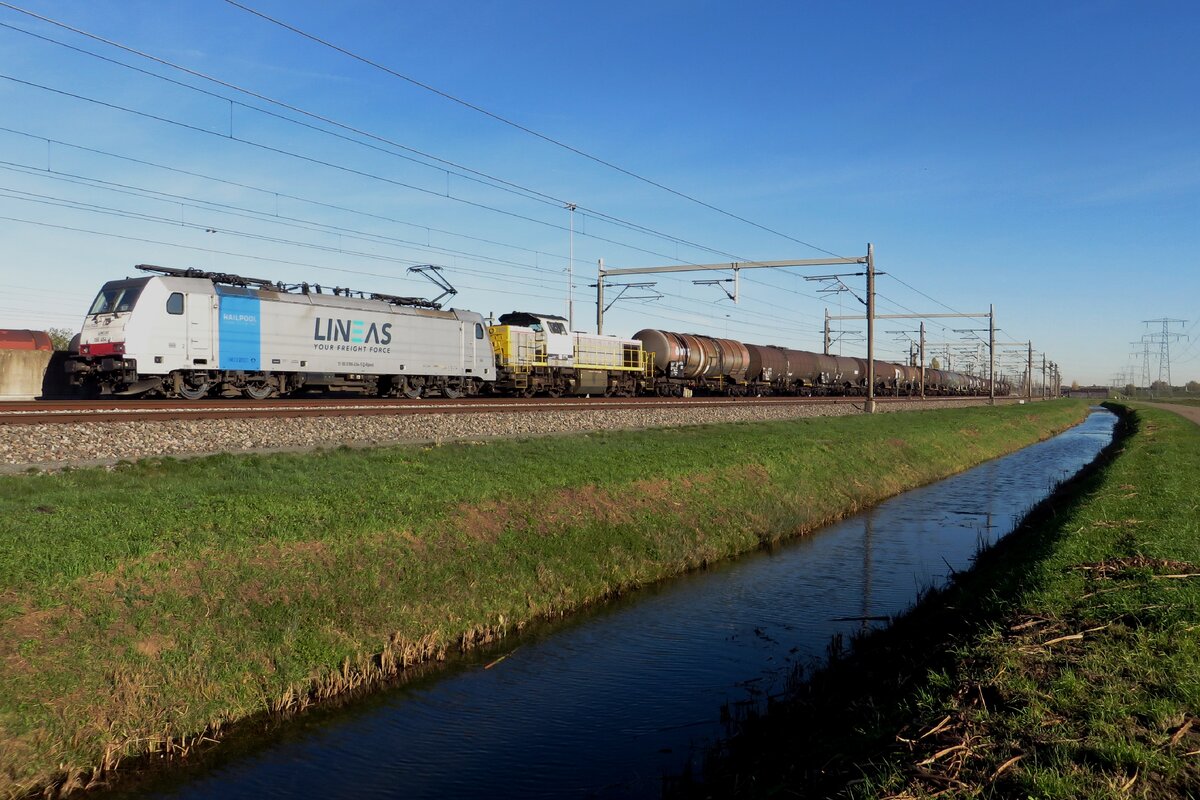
216,288 -> 262,371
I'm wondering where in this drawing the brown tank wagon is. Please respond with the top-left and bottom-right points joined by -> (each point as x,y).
634,330 -> 757,394
744,343 -> 788,385
779,348 -> 824,391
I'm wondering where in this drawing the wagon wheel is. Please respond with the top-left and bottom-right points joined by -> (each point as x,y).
546,385 -> 564,399
402,377 -> 425,399
521,384 -> 537,398
243,380 -> 275,400
442,379 -> 464,400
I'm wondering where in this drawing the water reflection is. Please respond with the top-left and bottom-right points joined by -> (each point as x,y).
136,410 -> 1116,800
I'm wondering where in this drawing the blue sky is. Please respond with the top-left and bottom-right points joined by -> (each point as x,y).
1,0 -> 1198,385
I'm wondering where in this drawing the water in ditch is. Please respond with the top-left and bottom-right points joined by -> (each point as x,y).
131,408 -> 1117,799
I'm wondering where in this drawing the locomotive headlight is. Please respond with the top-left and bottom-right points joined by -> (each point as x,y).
79,343 -> 90,355
113,342 -> 125,354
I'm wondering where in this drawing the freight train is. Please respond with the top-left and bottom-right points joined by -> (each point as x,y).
67,265 -> 1008,400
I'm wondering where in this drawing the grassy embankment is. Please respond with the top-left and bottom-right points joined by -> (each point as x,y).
687,403 -> 1200,799
0,401 -> 1088,796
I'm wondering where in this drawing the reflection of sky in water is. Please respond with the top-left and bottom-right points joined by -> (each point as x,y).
143,410 -> 1116,800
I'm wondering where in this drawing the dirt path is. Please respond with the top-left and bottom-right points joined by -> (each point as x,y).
1139,401 -> 1200,426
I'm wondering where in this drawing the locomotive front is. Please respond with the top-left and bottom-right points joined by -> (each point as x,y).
67,275 -> 170,396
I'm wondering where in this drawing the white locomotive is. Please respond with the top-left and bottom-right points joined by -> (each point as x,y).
68,265 -> 493,399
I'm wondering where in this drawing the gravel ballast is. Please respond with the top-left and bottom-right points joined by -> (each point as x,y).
0,399 -> 1000,472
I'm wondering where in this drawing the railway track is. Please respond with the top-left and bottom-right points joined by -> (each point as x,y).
0,394 -> 988,426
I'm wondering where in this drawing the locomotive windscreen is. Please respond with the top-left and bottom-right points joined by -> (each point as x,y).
88,278 -> 149,316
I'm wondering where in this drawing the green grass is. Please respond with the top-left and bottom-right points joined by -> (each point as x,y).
687,403 -> 1200,799
0,401 -> 1088,796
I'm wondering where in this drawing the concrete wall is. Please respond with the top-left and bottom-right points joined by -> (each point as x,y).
0,350 -> 71,400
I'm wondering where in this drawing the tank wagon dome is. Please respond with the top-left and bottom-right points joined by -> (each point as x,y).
0,329 -> 54,351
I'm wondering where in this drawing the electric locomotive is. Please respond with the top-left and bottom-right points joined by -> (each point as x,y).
67,265 -> 493,399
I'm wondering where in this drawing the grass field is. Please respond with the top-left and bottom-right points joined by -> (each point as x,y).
689,403 -> 1200,799
0,401 -> 1088,796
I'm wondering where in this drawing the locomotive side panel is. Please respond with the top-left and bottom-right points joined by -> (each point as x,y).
223,289 -> 487,378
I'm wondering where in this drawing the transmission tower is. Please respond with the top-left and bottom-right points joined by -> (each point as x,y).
1142,318 -> 1188,387
1130,337 -> 1154,388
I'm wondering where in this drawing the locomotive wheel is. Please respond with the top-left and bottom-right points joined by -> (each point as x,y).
243,380 -> 274,400
442,379 -> 463,400
402,379 -> 424,400
546,386 -> 564,398
521,385 -> 537,398
177,381 -> 209,401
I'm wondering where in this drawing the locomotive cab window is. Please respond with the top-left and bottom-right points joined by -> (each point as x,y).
475,323 -> 484,340
548,321 -> 567,335
166,292 -> 184,315
88,281 -> 146,315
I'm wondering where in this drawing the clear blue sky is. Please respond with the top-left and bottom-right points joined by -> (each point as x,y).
1,0 -> 1198,385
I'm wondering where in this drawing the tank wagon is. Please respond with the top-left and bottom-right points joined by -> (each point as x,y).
632,329 -> 750,395
69,265 -> 1007,400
